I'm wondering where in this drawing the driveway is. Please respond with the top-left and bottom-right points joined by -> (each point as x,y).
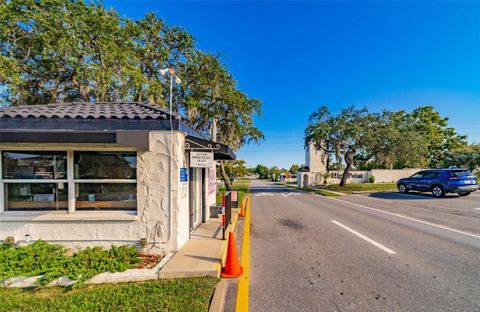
249,180 -> 480,312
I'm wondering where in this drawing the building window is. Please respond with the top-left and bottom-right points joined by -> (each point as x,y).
0,150 -> 137,213
2,151 -> 67,179
74,152 -> 136,179
75,183 -> 136,210
1,151 -> 68,211
4,183 -> 68,211
74,152 -> 137,211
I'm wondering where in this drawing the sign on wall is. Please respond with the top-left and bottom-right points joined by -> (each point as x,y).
180,168 -> 189,182
190,152 -> 214,168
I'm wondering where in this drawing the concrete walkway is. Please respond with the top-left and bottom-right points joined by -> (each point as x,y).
159,208 -> 240,278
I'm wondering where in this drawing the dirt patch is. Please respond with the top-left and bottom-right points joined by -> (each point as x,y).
138,254 -> 162,269
279,218 -> 304,230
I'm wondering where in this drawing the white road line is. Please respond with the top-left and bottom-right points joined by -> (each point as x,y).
331,220 -> 396,255
474,208 -> 480,211
329,197 -> 480,240
255,193 -> 274,197
352,194 -> 392,203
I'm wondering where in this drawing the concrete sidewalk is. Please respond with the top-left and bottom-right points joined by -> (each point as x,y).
159,208 -> 240,278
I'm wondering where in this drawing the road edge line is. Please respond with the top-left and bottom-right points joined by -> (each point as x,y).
235,193 -> 251,312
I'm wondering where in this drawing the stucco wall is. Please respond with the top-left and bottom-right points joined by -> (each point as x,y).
327,171 -> 370,184
297,172 -> 321,187
298,169 -> 423,186
370,169 -> 421,183
0,131 -> 189,255
306,142 -> 327,173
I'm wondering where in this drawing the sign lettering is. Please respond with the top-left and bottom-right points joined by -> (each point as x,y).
190,152 -> 214,168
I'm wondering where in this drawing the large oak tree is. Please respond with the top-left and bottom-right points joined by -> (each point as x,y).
0,0 -> 263,190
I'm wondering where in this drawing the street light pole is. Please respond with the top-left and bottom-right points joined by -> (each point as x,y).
160,68 -> 181,246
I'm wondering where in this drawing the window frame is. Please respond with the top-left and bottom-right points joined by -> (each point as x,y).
0,148 -> 138,215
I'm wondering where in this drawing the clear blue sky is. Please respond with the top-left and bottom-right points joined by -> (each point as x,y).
104,0 -> 480,169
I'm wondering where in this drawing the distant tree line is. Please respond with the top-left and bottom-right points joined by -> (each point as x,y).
0,0 -> 263,190
305,105 -> 477,186
252,164 -> 300,180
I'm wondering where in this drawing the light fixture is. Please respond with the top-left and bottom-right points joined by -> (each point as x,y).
159,68 -> 168,76
159,68 -> 180,85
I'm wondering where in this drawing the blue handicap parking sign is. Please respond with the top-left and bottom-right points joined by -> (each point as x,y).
180,168 -> 188,182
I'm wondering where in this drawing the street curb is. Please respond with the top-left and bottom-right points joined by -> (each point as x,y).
319,189 -> 345,196
351,190 -> 397,194
209,190 -> 249,312
209,279 -> 227,312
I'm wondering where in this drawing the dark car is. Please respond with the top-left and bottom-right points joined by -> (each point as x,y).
397,169 -> 478,198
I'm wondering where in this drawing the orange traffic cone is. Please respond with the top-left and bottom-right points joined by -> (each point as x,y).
221,232 -> 243,278
239,197 -> 246,217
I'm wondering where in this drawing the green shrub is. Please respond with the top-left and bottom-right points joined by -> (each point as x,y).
369,175 -> 375,183
0,241 -> 140,285
0,241 -> 66,281
59,245 -> 140,284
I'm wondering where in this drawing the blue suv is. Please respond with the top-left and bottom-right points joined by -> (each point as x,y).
397,169 -> 478,198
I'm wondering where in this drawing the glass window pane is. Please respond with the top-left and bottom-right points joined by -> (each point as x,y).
451,170 -> 472,177
5,183 -> 68,211
74,152 -> 136,179
2,151 -> 67,179
75,183 -> 137,210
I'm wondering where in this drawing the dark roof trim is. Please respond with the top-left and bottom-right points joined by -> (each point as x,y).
0,117 -> 178,131
0,115 -> 207,141
0,131 -> 236,160
0,131 -> 116,144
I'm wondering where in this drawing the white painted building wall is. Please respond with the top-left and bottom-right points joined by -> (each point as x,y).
327,171 -> 370,184
0,131 -> 197,255
370,169 -> 421,183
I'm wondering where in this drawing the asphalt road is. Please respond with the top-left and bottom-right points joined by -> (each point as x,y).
249,180 -> 480,312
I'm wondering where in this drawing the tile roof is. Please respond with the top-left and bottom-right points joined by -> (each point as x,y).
0,102 -> 172,120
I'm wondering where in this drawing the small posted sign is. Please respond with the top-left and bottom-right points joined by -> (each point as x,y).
190,152 -> 214,168
231,190 -> 238,208
180,168 -> 189,182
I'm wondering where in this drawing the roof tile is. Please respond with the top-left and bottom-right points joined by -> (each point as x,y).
0,102 -> 171,120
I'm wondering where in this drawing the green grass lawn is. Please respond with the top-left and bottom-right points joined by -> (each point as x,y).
324,183 -> 398,193
0,277 -> 218,312
216,179 -> 251,205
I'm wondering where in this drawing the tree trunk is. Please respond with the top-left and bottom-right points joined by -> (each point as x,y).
219,161 -> 232,191
339,150 -> 354,187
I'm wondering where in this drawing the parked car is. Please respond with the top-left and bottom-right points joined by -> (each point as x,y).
397,169 -> 478,198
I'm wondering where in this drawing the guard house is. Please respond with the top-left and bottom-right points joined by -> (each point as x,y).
0,102 -> 235,254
